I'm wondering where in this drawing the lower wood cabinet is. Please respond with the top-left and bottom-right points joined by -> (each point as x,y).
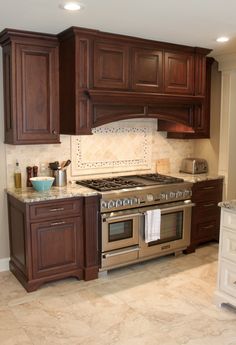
31,217 -> 83,279
185,178 -> 223,253
7,194 -> 100,292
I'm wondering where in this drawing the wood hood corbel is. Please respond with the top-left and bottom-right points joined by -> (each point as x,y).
84,89 -> 204,132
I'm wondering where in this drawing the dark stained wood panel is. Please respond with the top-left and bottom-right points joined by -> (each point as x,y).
7,195 -> 100,291
132,48 -> 163,92
185,179 -> 223,254
16,43 -> 59,143
164,52 -> 194,94
31,217 -> 82,279
94,41 -> 129,89
0,29 -> 60,144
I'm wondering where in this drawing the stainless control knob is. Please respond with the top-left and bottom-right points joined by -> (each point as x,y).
146,194 -> 154,202
132,197 -> 139,205
176,191 -> 183,198
101,200 -> 108,209
108,200 -> 116,209
184,189 -> 191,198
116,199 -> 123,207
122,198 -> 130,206
160,192 -> 167,200
129,198 -> 137,206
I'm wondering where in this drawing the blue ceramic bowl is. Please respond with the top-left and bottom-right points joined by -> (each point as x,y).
30,177 -> 55,192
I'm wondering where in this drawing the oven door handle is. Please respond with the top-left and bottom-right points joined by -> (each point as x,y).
158,202 -> 195,213
102,213 -> 141,222
103,246 -> 140,258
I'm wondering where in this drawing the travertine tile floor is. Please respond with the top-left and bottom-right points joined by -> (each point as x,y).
1,243 -> 236,345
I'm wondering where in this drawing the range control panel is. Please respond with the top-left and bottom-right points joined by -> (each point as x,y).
100,184 -> 192,212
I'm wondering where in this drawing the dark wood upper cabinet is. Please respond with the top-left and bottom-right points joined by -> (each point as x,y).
1,27 -> 211,140
131,48 -> 163,92
58,27 -> 211,137
0,29 -> 60,145
164,52 -> 194,94
162,57 -> 214,139
94,41 -> 129,90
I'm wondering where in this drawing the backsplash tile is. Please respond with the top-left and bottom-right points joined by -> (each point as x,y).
71,122 -> 152,176
6,119 -> 194,188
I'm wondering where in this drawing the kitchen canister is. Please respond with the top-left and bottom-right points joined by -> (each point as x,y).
53,169 -> 67,187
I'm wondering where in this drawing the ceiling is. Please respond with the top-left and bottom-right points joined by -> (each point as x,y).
1,0 -> 236,56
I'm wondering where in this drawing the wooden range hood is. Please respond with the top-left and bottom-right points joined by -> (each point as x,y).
85,89 -> 204,134
59,26 -> 212,139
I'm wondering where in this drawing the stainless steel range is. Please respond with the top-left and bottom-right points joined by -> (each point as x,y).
76,174 -> 194,271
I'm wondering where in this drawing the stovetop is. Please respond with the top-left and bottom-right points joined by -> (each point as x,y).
76,173 -> 184,192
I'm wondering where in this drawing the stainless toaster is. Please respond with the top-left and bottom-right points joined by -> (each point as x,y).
180,158 -> 208,174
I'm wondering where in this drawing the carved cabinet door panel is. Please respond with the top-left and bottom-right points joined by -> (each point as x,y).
164,52 -> 194,94
14,42 -> 59,144
93,41 -> 129,90
131,47 -> 163,92
31,217 -> 83,279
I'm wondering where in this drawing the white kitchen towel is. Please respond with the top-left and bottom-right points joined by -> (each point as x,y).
144,209 -> 161,243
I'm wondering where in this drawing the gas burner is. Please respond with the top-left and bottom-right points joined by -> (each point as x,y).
138,173 -> 184,184
76,177 -> 145,191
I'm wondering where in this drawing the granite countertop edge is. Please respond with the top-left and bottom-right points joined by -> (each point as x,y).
6,185 -> 98,203
171,173 -> 224,183
218,200 -> 236,211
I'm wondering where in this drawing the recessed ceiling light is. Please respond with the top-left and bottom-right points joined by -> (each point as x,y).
60,2 -> 84,11
216,36 -> 229,43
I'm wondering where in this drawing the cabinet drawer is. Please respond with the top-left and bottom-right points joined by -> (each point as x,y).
192,219 -> 218,241
192,180 -> 223,203
193,202 -> 220,219
222,210 -> 236,231
219,259 -> 236,298
29,199 -> 83,221
221,229 -> 236,262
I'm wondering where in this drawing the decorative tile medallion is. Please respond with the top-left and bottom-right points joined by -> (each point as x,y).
71,125 -> 152,176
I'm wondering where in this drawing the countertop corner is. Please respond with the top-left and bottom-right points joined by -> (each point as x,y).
6,184 -> 98,203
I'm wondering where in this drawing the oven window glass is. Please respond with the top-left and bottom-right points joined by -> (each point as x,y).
149,211 -> 183,246
108,220 -> 133,242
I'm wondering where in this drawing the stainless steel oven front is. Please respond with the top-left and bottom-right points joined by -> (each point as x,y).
100,201 -> 194,270
101,210 -> 140,269
139,201 -> 194,258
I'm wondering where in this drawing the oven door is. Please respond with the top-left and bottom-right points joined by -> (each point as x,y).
139,201 -> 194,258
102,210 -> 140,252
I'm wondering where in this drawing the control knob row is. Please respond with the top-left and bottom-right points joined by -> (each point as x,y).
160,189 -> 192,200
101,197 -> 139,209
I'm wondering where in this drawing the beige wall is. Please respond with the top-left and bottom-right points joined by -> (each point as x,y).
193,61 -> 221,174
0,53 -> 9,260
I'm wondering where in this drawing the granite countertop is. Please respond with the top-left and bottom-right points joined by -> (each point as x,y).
218,200 -> 236,211
6,183 -> 98,203
171,173 -> 224,183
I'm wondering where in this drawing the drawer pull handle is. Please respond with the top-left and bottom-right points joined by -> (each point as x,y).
49,208 -> 65,212
50,221 -> 66,226
203,225 -> 214,229
203,203 -> 215,207
202,186 -> 215,190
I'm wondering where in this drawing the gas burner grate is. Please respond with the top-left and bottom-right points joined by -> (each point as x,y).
139,173 -> 184,184
76,177 -> 145,191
